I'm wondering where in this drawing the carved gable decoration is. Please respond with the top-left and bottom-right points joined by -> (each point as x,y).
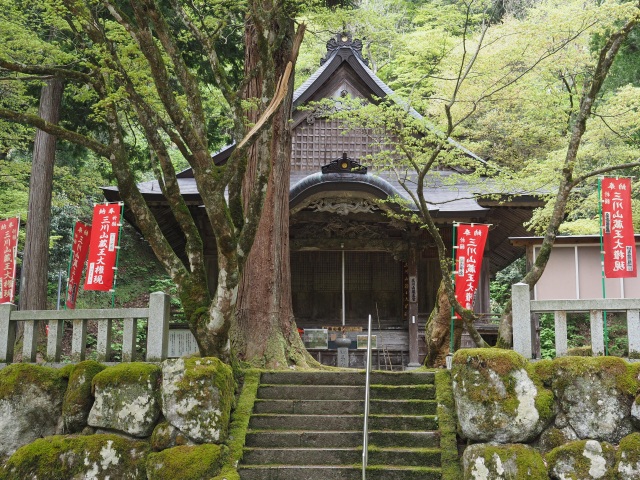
320,32 -> 369,67
321,153 -> 367,174
307,198 -> 379,216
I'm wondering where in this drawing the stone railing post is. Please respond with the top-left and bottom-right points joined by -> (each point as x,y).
146,292 -> 169,362
628,309 -> 640,357
511,282 -> 532,359
22,319 -> 39,363
0,303 -> 16,364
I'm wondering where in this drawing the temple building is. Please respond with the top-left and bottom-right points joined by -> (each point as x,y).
105,34 -> 540,368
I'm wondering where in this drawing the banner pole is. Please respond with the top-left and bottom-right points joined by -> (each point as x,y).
63,237 -> 74,310
598,178 -> 609,355
110,203 -> 125,308
450,223 -> 458,355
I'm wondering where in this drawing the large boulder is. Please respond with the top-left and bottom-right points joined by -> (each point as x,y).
62,360 -> 106,433
2,433 -> 149,479
0,364 -> 68,458
462,443 -> 547,480
150,421 -> 194,451
543,357 -> 637,443
160,357 -> 235,444
452,349 -> 555,443
616,432 -> 640,479
88,363 -> 162,437
547,439 -> 615,480
146,444 -> 223,480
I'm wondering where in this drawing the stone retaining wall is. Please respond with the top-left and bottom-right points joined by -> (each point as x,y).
453,348 -> 640,479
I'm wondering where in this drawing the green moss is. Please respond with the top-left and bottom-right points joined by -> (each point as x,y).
617,432 -> 640,468
435,370 -> 461,480
175,357 -> 235,439
546,356 -> 639,397
466,444 -> 547,479
146,444 -> 223,480
1,434 -> 149,480
567,346 -> 592,356
211,368 -> 261,480
452,348 -> 527,376
0,363 -> 67,401
62,360 -> 106,433
546,440 -> 616,480
58,363 -> 75,379
92,362 -> 161,389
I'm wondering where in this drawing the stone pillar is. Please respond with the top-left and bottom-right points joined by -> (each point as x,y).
407,247 -> 420,368
512,283 -> 532,359
147,292 -> 170,362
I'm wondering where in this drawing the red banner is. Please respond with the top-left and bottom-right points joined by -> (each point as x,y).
0,217 -> 19,304
66,221 -> 92,308
84,204 -> 121,291
454,224 -> 489,316
602,177 -> 636,278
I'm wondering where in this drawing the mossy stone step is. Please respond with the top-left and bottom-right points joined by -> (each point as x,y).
248,413 -> 438,431
260,371 -> 435,386
242,447 -> 441,467
252,398 -> 437,415
244,430 -> 441,449
238,465 -> 442,480
257,384 -> 435,401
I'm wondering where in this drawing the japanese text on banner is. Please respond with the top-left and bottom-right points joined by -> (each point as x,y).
0,217 -> 19,304
454,224 -> 489,317
84,204 -> 121,291
601,178 -> 637,278
66,221 -> 92,308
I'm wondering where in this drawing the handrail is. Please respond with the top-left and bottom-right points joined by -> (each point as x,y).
362,314 -> 372,480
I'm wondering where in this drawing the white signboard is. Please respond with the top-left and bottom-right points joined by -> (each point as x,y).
168,329 -> 199,358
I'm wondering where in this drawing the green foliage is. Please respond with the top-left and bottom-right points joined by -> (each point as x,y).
490,257 -> 526,314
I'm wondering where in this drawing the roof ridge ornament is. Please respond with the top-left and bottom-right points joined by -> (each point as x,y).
320,32 -> 369,67
321,152 -> 367,174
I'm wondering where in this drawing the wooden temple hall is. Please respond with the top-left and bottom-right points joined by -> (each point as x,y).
105,34 -> 540,369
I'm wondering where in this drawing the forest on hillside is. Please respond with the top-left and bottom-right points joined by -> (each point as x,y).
1,0 -> 639,363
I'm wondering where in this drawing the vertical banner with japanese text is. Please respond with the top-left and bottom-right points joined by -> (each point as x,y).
601,177 -> 636,278
0,217 -> 19,303
84,204 -> 122,291
66,221 -> 92,308
454,223 -> 489,316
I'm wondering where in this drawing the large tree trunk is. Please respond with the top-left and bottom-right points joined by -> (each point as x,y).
424,279 -> 463,367
231,4 -> 315,368
19,77 -> 64,311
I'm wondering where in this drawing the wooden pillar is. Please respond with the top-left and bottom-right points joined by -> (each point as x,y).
407,246 -> 420,367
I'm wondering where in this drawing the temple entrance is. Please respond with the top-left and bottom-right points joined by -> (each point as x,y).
291,250 -> 404,329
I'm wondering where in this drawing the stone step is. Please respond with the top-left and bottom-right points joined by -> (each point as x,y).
260,371 -> 435,386
244,430 -> 440,449
248,414 -> 438,431
257,384 -> 435,401
242,447 -> 441,467
238,465 -> 442,480
252,398 -> 437,415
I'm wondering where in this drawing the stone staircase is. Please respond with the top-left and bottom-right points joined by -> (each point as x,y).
238,370 -> 441,480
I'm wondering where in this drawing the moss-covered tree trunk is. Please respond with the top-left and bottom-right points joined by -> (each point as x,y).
231,4 -> 315,368
425,279 -> 463,367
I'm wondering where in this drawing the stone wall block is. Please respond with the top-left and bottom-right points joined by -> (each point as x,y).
462,443 -> 547,480
160,357 -> 235,444
547,439 -> 615,480
88,363 -> 162,438
0,364 -> 67,458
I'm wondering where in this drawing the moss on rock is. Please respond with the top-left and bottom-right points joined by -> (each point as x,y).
435,370 -> 461,480
146,444 -> 223,480
88,363 -> 162,437
0,363 -> 67,401
452,348 -> 555,443
0,364 -> 68,458
161,357 -> 235,444
544,357 -> 637,443
62,360 -> 106,433
1,433 -> 149,480
462,443 -> 547,480
616,432 -> 640,479
547,439 -> 615,480
150,421 -> 193,451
